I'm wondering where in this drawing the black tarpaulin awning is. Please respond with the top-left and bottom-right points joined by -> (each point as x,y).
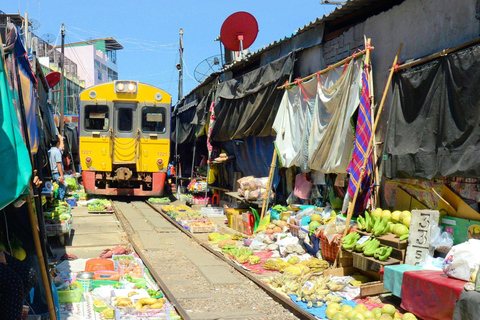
385,43 -> 480,179
211,53 -> 295,142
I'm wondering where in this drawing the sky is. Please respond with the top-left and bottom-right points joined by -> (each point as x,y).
3,1 -> 335,103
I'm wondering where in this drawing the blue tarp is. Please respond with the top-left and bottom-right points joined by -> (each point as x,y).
287,295 -> 357,319
222,135 -> 280,188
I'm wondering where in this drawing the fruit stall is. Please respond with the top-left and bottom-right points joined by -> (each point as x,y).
52,247 -> 181,319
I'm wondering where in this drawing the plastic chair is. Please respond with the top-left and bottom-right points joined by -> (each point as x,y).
211,193 -> 219,205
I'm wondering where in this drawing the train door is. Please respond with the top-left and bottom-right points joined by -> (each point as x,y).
113,102 -> 138,163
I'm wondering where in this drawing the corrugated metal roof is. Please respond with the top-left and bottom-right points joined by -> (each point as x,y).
182,0 -> 381,98
225,0 -> 381,70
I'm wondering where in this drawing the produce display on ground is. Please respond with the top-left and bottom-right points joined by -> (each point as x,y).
87,199 -> 114,212
162,205 -> 217,233
52,248 -> 181,320
147,197 -> 171,204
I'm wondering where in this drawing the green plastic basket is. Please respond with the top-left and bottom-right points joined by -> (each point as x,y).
130,278 -> 147,289
58,281 -> 83,303
91,280 -> 121,290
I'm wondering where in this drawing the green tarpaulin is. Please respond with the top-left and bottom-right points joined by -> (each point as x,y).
0,44 -> 32,210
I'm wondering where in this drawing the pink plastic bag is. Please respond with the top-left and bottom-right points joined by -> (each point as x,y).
294,173 -> 312,200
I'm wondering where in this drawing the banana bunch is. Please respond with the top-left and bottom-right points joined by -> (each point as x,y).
354,237 -> 373,252
323,211 -> 337,225
231,233 -> 247,240
363,238 -> 380,256
341,232 -> 360,250
371,216 -> 390,236
326,281 -> 345,291
113,297 -> 134,308
135,297 -> 166,310
374,246 -> 393,261
301,258 -> 330,273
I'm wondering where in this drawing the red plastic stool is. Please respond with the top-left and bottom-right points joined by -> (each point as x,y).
211,194 -> 219,205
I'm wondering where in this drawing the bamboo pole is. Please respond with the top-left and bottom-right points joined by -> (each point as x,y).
26,195 -> 57,320
343,43 -> 403,235
395,36 -> 480,72
260,148 -> 278,221
277,48 -> 374,89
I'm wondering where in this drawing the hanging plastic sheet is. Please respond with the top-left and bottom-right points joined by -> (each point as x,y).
211,53 -> 294,142
14,29 -> 39,154
385,43 -> 480,179
273,58 -> 362,173
0,44 -> 32,210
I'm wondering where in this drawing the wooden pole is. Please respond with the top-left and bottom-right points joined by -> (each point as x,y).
343,43 -> 403,235
26,196 -> 57,320
59,24 -> 65,134
260,148 -> 278,221
277,48 -> 373,89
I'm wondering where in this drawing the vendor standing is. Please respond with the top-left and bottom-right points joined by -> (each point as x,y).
48,135 -> 66,200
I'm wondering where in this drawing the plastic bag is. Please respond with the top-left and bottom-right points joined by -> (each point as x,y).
443,239 -> 480,281
430,227 -> 454,249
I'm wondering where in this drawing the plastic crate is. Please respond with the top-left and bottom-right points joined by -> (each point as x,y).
318,230 -> 343,262
45,221 -> 71,236
116,258 -> 145,278
200,206 -> 224,217
57,281 -> 83,303
188,223 -> 217,233
114,303 -> 171,320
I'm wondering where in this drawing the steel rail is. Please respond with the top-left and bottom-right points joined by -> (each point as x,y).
112,201 -> 192,320
145,201 -> 318,320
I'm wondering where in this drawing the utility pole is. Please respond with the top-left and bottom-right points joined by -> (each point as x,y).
25,11 -> 29,52
175,28 -> 183,193
59,23 -> 65,134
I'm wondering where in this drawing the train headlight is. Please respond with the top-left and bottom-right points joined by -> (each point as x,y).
116,82 -> 125,92
86,156 -> 92,164
114,81 -> 138,94
157,158 -> 163,166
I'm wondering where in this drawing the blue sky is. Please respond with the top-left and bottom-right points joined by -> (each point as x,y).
4,1 -> 335,102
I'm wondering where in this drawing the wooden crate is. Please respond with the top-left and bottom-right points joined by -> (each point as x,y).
352,251 -> 401,272
338,249 -> 353,267
323,266 -> 389,297
357,230 -> 407,249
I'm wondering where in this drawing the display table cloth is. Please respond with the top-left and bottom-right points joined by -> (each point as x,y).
383,264 -> 422,298
401,270 -> 465,320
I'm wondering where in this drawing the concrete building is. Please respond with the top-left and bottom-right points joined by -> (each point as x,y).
61,37 -> 123,89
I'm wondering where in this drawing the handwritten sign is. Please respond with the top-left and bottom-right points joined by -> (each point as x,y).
405,210 -> 439,265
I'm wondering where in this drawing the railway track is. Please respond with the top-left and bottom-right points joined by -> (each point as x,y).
112,199 -> 318,320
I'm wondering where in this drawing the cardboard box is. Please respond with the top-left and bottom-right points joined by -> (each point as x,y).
440,216 -> 480,245
242,212 -> 254,236
437,185 -> 480,221
394,187 -> 429,211
231,213 -> 244,233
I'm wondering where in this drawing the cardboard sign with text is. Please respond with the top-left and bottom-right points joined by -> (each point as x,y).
405,210 -> 439,265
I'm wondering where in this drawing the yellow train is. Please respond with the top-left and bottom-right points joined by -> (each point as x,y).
79,81 -> 171,196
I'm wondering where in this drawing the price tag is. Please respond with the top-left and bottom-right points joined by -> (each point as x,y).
302,281 -> 315,292
356,235 -> 370,245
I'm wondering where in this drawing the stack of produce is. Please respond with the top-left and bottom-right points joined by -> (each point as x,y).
263,271 -> 349,308
356,208 -> 411,240
44,200 -> 72,234
265,220 -> 288,235
147,197 -> 170,204
342,232 -> 394,261
324,301 -> 417,320
262,257 -> 329,273
237,176 -> 274,201
88,199 -> 113,212
187,179 -> 207,192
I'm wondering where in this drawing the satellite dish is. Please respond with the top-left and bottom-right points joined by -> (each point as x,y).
194,55 -> 222,83
220,11 -> 258,53
46,71 -> 61,88
42,33 -> 55,44
29,19 -> 40,31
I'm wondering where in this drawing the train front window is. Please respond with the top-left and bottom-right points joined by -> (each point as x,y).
142,107 -> 166,133
117,108 -> 133,132
85,105 -> 109,131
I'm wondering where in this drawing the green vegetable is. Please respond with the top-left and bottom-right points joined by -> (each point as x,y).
64,178 -> 78,190
272,205 -> 288,212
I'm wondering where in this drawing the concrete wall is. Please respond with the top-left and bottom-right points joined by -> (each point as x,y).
65,45 -> 95,88
318,0 -> 479,200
